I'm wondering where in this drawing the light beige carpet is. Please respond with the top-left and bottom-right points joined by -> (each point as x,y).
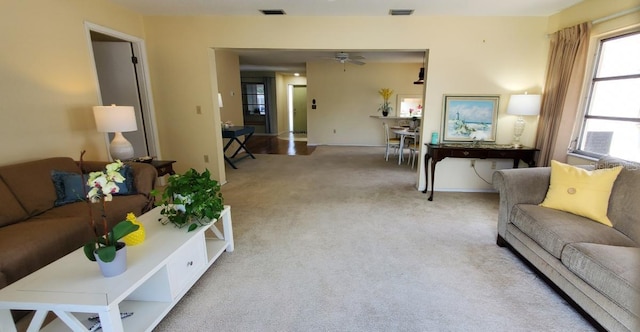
154,146 -> 596,331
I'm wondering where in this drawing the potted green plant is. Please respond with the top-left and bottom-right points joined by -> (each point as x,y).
154,168 -> 224,232
79,158 -> 140,276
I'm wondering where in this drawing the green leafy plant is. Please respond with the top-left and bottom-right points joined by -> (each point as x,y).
79,156 -> 140,262
153,168 -> 224,232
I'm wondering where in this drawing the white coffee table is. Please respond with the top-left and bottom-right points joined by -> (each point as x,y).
0,205 -> 233,332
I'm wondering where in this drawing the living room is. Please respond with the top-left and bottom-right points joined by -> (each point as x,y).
1,0 -> 639,331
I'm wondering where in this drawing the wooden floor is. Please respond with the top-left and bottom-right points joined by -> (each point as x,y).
245,135 -> 316,156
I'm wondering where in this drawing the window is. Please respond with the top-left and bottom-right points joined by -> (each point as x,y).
242,83 -> 266,116
574,31 -> 640,162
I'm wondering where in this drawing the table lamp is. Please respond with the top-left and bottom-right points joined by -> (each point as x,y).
506,93 -> 541,148
93,105 -> 138,161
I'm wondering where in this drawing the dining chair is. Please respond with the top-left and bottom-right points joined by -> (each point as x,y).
407,127 -> 421,168
383,122 -> 401,161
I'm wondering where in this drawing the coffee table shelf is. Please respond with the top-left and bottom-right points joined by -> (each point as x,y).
0,205 -> 233,332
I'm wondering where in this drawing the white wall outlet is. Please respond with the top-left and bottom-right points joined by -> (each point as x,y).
491,161 -> 497,169
204,155 -> 209,163
470,160 -> 475,167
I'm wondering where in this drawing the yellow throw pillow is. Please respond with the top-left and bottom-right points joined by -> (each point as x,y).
539,160 -> 622,227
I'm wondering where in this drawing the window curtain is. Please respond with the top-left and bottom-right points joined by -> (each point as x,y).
535,22 -> 591,166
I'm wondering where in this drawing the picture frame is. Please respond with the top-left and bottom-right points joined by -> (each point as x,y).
441,94 -> 499,142
396,94 -> 423,118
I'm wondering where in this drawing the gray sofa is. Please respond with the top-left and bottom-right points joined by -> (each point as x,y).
493,156 -> 639,332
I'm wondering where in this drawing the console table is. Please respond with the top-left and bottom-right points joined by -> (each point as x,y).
422,143 -> 538,201
222,126 -> 256,169
0,206 -> 233,332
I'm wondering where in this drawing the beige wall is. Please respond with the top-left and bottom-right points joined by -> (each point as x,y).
143,15 -> 549,191
216,50 -> 243,128
0,0 -> 144,165
307,62 -> 423,145
548,0 -> 640,32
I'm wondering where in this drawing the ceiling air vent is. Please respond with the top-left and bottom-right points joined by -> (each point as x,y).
389,9 -> 414,16
260,9 -> 286,15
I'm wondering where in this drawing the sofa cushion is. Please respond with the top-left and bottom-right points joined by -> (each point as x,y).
539,160 -> 622,227
510,204 -> 637,259
596,156 -> 640,245
0,178 -> 28,227
561,243 -> 640,315
0,157 -> 80,216
0,216 -> 93,287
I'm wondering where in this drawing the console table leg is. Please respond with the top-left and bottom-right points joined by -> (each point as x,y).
429,160 -> 436,201
422,154 -> 431,194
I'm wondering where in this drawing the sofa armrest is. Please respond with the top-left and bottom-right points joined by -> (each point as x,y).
126,162 -> 157,197
492,167 -> 551,239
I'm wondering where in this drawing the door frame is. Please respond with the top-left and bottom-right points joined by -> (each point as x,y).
84,22 -> 160,160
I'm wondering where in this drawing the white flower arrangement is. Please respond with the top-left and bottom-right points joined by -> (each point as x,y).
87,160 -> 125,203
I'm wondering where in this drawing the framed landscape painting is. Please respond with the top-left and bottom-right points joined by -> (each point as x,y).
441,95 -> 499,142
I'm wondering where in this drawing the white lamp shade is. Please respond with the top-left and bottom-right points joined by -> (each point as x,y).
506,94 -> 541,116
93,105 -> 138,133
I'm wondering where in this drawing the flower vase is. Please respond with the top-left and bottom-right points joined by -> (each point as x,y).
95,242 -> 127,277
382,110 -> 389,117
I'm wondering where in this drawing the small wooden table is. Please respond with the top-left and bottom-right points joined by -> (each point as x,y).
149,160 -> 176,176
222,126 -> 256,169
422,143 -> 538,201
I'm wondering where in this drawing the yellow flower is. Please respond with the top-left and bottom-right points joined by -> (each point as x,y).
378,88 -> 394,101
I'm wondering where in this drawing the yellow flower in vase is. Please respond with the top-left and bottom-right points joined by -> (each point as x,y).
377,88 -> 394,115
122,213 -> 145,246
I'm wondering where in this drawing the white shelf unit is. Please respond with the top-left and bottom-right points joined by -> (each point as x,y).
0,205 -> 233,332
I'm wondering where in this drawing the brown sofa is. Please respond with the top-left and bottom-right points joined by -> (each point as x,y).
0,157 -> 157,292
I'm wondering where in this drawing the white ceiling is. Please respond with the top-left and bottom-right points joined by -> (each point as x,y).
107,0 -> 583,73
108,0 -> 583,17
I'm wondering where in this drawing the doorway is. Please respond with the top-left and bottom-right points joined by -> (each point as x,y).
85,23 -> 159,160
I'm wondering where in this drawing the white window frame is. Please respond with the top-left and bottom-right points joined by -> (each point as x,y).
570,27 -> 640,161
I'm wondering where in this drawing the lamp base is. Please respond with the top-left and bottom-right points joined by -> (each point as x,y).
110,132 -> 135,161
512,116 -> 526,148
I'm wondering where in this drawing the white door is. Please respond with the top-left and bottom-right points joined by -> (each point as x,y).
92,41 -> 149,158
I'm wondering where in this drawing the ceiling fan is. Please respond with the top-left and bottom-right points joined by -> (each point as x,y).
331,52 -> 365,65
